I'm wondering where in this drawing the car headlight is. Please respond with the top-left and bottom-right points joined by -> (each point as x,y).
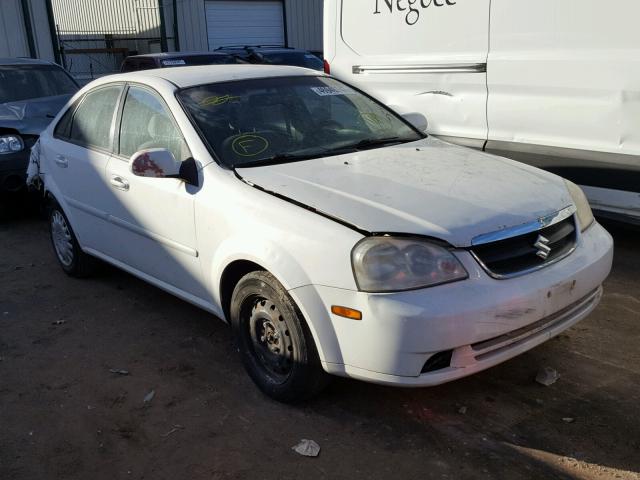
564,180 -> 594,232
0,134 -> 25,155
352,236 -> 468,292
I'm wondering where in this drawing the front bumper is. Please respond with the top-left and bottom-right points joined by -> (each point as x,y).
0,149 -> 29,193
290,221 -> 613,386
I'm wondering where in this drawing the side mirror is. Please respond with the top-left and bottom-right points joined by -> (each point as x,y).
402,112 -> 429,133
129,149 -> 199,186
130,149 -> 180,178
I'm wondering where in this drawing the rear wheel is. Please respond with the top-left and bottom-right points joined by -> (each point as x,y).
230,271 -> 330,402
49,204 -> 96,277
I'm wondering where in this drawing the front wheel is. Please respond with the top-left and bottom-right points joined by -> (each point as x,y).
49,204 -> 96,277
230,271 -> 330,403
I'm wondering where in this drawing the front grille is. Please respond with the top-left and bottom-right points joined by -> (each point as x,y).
471,216 -> 577,278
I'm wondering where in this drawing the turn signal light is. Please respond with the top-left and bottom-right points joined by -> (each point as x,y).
331,305 -> 362,320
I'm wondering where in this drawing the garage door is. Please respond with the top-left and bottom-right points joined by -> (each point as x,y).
206,1 -> 285,49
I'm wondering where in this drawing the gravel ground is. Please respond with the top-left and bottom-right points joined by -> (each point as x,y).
1,207 -> 639,480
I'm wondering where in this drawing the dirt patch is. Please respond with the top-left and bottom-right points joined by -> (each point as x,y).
1,216 -> 639,480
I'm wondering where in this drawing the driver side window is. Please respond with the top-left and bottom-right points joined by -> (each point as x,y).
119,86 -> 191,162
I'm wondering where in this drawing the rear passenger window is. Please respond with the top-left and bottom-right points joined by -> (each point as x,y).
119,86 -> 190,162
69,86 -> 122,150
54,102 -> 77,139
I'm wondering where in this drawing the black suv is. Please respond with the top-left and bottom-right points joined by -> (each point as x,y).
121,52 -> 237,72
214,46 -> 323,71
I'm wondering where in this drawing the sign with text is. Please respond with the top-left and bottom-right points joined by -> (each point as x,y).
374,0 -> 458,26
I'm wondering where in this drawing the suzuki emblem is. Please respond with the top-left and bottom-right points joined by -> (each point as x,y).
534,235 -> 552,260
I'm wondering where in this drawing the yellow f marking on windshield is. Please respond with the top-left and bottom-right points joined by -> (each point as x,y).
232,134 -> 269,157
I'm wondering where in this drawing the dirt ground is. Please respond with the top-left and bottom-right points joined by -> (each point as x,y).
1,206 -> 639,480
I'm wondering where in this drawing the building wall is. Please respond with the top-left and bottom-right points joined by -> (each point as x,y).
0,0 -> 55,62
173,0 -> 209,52
285,0 -> 323,53
1,0 -> 321,62
0,0 -> 30,57
174,0 -> 323,53
29,0 -> 56,61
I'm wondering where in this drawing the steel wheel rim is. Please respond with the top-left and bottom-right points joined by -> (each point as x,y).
51,211 -> 74,267
246,296 -> 294,383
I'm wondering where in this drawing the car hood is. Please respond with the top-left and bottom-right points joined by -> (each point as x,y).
236,137 -> 573,247
0,94 -> 72,135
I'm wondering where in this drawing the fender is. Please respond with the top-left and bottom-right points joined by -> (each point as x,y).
211,237 -> 343,365
211,235 -> 315,304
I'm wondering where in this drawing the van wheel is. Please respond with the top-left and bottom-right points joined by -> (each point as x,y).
230,271 -> 330,403
49,204 -> 95,278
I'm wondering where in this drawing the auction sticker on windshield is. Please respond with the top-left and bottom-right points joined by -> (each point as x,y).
310,86 -> 355,96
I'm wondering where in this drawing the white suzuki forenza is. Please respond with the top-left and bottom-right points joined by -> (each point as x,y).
31,65 -> 613,402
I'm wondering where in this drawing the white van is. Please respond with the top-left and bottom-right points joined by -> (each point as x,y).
324,0 -> 640,224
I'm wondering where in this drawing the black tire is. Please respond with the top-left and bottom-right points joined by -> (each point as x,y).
230,271 -> 331,403
49,203 -> 96,278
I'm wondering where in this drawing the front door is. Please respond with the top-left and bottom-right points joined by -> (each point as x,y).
103,85 -> 207,301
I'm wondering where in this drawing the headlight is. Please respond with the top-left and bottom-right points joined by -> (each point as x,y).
564,180 -> 594,231
352,236 -> 468,292
0,134 -> 25,154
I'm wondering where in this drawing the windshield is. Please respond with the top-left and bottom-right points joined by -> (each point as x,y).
0,65 -> 78,103
178,76 -> 422,168
259,52 -> 323,71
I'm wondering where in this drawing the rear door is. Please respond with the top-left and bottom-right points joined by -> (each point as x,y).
44,84 -> 123,251
328,0 -> 491,147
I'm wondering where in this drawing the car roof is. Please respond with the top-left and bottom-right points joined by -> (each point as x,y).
126,51 -> 231,60
0,57 -> 57,66
105,64 -> 323,88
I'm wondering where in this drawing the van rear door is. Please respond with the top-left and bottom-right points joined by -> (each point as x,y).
326,0 -> 491,148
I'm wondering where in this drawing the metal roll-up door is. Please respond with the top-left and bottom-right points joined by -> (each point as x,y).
206,1 -> 285,49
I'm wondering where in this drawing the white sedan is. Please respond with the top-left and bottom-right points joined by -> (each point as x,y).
30,65 -> 613,402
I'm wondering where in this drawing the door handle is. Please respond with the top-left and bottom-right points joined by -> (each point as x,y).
110,175 -> 130,191
54,155 -> 68,168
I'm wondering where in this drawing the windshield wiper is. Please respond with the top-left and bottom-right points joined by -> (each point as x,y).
352,136 -> 410,150
232,137 -> 416,169
319,137 -> 414,156
233,152 -> 323,169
